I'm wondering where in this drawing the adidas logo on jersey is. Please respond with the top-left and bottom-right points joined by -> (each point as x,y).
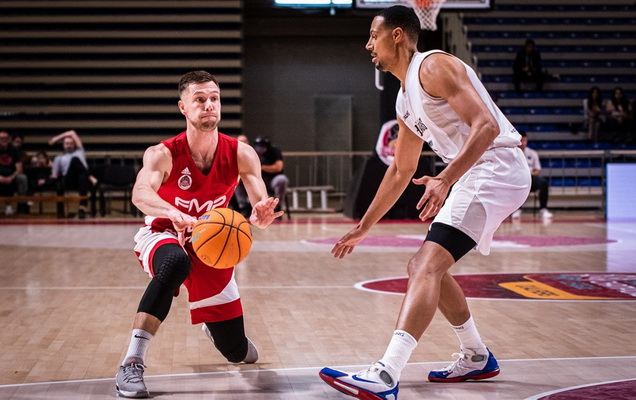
181,167 -> 191,175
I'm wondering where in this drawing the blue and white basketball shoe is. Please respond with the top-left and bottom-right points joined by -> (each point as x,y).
319,361 -> 399,400
428,348 -> 500,382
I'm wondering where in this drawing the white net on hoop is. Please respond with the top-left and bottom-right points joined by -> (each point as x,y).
408,0 -> 447,31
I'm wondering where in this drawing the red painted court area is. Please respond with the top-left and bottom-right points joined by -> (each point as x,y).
360,273 -> 636,300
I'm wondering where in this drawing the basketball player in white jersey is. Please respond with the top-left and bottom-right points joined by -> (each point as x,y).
319,6 -> 530,399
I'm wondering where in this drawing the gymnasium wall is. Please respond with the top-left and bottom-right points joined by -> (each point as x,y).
243,4 -> 444,152
243,8 -> 381,152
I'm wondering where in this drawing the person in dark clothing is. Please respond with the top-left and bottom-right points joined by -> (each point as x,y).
513,39 -> 544,93
253,136 -> 289,212
26,151 -> 55,193
0,130 -> 24,215
605,87 -> 633,144
584,86 -> 604,143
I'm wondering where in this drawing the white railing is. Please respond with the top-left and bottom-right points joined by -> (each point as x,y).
80,149 -> 636,212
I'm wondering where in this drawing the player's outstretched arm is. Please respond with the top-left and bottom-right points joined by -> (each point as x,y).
332,119 -> 423,258
132,144 -> 197,244
237,141 -> 284,229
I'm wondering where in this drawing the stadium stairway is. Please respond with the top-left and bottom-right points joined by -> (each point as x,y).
0,0 -> 243,154
461,0 -> 636,144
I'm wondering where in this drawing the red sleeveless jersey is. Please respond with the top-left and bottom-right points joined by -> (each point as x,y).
147,131 -> 239,235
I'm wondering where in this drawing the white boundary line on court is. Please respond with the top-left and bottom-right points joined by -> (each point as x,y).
2,271 -> 636,303
1,356 -> 635,389
523,377 -> 636,400
0,285 -> 354,290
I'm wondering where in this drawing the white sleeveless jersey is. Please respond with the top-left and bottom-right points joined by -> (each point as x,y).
396,50 -> 520,163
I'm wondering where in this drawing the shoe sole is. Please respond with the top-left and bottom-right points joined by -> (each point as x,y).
115,372 -> 149,398
428,368 -> 500,383
115,386 -> 149,398
318,371 -> 388,400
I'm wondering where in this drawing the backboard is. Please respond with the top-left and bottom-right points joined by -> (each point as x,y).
355,0 -> 493,10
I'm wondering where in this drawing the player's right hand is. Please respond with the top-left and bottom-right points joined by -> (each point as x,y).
331,225 -> 369,259
412,175 -> 450,221
167,209 -> 197,246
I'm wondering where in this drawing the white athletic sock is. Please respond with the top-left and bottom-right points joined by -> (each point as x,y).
379,330 -> 418,381
122,329 -> 153,366
451,316 -> 487,355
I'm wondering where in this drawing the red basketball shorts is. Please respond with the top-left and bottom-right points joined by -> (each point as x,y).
133,224 -> 243,324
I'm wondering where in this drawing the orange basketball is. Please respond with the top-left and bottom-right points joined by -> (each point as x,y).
192,208 -> 252,269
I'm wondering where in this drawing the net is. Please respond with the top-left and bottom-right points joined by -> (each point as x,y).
409,0 -> 447,31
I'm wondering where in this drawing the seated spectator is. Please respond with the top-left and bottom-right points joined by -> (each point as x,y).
0,130 -> 24,215
26,151 -> 55,193
49,130 -> 96,219
583,86 -> 604,143
511,131 -> 552,220
229,134 -> 251,217
513,38 -> 544,93
604,87 -> 633,144
254,136 -> 289,213
11,133 -> 31,167
10,133 -> 32,214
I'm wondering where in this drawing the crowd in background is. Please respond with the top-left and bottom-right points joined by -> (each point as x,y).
584,86 -> 635,145
0,130 -> 95,217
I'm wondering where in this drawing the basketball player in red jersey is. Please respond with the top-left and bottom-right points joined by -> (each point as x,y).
115,70 -> 283,398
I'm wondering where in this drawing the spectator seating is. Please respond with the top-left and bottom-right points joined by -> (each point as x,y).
461,0 -> 636,142
0,0 -> 243,154
454,0 -> 636,209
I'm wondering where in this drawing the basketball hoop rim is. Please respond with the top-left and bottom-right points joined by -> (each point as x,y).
412,0 -> 444,7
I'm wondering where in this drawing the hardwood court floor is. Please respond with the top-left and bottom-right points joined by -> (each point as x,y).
0,211 -> 635,399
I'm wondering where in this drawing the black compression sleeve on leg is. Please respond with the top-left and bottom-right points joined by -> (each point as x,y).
137,243 -> 192,322
425,222 -> 477,262
205,316 -> 248,363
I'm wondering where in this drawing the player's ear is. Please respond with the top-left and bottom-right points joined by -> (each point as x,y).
177,100 -> 186,115
392,28 -> 404,43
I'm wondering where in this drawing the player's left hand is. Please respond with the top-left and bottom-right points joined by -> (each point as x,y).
412,175 -> 451,221
250,197 -> 284,228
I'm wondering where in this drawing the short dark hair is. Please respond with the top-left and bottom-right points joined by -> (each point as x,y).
376,6 -> 420,43
178,70 -> 219,98
12,133 -> 24,140
519,130 -> 527,138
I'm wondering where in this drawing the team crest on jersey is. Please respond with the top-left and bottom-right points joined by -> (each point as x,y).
178,167 -> 192,190
414,118 -> 428,136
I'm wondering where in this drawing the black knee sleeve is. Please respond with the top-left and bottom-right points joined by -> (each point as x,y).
137,244 -> 192,322
205,316 -> 248,363
425,222 -> 476,262
152,244 -> 192,285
